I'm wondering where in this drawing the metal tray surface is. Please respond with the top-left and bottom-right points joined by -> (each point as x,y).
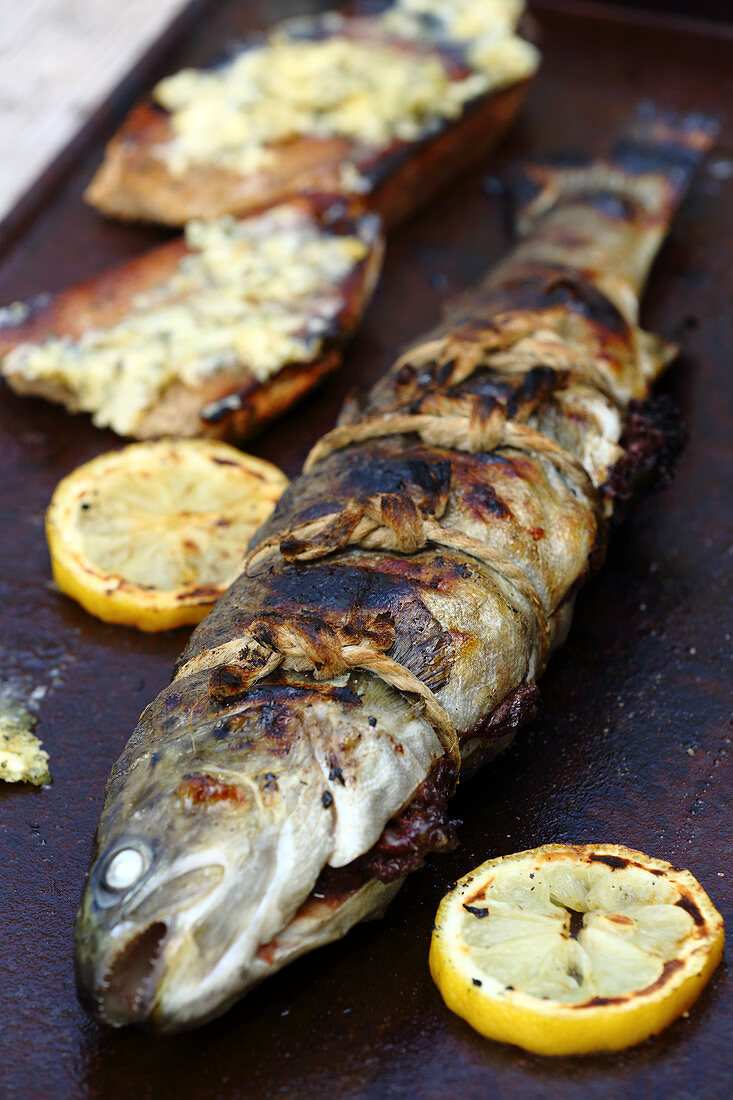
0,2 -> 730,1096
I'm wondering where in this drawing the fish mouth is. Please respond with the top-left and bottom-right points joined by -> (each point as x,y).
81,920 -> 170,1027
76,859 -> 229,1028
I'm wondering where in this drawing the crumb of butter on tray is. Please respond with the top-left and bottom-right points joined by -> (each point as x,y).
0,701 -> 50,786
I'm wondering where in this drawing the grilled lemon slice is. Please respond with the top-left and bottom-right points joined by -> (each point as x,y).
46,439 -> 287,631
430,843 -> 724,1056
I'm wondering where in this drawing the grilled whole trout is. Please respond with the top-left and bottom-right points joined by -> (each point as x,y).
75,106 -> 716,1031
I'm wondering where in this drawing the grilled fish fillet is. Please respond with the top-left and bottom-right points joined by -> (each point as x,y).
85,0 -> 538,228
0,195 -> 383,441
74,105 -> 715,1031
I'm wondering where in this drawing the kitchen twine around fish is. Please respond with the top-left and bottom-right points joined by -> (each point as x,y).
176,315 -> 628,775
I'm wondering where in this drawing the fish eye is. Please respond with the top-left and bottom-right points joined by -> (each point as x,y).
105,849 -> 146,890
95,841 -> 153,906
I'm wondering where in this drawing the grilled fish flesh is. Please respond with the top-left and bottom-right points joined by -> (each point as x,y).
74,105 -> 715,1030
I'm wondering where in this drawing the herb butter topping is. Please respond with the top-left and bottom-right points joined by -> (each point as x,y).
383,0 -> 537,79
383,0 -> 523,45
153,0 -> 538,178
4,205 -> 369,436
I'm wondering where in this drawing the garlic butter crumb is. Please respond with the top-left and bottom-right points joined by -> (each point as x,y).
0,710 -> 50,786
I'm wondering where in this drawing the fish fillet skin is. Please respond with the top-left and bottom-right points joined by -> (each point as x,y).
74,104 -> 715,1032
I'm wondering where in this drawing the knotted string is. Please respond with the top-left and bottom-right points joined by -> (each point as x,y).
175,612 -> 461,770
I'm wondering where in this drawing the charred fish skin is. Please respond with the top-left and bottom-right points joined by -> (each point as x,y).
74,106 -> 716,1032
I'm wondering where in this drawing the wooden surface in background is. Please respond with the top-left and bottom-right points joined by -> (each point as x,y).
0,0 -> 193,224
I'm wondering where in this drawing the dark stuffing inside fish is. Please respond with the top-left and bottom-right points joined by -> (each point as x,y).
74,104 -> 715,1031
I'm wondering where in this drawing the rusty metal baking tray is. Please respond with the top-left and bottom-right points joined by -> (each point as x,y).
1,1 -> 731,1096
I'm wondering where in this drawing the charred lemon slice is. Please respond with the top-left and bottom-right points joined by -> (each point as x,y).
46,439 -> 287,631
430,843 -> 724,1056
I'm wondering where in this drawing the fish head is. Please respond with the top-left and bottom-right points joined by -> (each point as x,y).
74,690 -> 332,1031
74,773 -> 252,1030
74,666 -> 442,1031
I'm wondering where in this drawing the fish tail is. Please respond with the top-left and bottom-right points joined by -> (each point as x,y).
498,103 -> 717,318
510,103 -> 718,230
610,101 -> 720,202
